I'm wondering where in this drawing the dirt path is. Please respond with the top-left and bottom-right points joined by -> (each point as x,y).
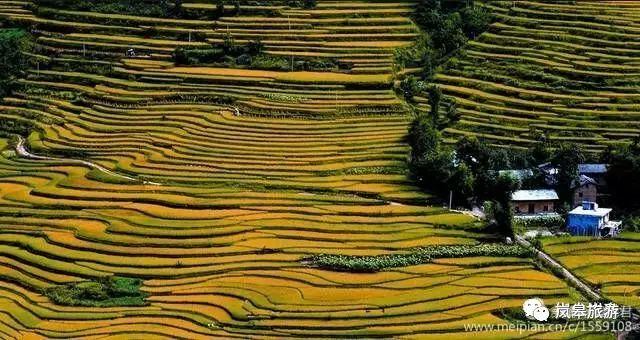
517,235 -> 640,337
15,136 -> 162,186
516,235 -> 602,300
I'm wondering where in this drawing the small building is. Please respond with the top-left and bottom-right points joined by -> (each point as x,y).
567,201 -> 621,237
511,189 -> 559,215
578,164 -> 608,187
538,162 -> 558,186
538,163 -> 609,188
572,175 -> 598,207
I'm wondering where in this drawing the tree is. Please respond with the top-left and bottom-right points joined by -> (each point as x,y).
450,162 -> 475,202
427,85 -> 442,125
413,145 -> 456,195
246,40 -> 264,55
603,139 -> 640,213
233,0 -> 240,15
408,112 -> 459,196
215,0 -> 224,17
0,29 -> 31,98
408,113 -> 440,162
454,136 -> 513,201
529,129 -> 551,165
420,51 -> 434,79
444,99 -> 461,127
303,0 -> 317,9
486,174 -> 520,237
436,12 -> 467,55
460,4 -> 492,38
552,143 -> 585,207
222,33 -> 235,54
400,76 -> 420,102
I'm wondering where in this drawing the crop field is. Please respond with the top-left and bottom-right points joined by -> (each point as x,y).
542,233 -> 640,309
0,134 -> 590,338
433,0 -> 640,152
0,0 -> 618,338
0,0 -> 419,117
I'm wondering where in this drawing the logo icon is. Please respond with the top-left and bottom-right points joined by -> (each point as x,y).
523,298 -> 549,322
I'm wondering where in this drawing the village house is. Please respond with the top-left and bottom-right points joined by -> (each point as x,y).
578,163 -> 608,187
567,201 -> 621,237
538,163 -> 609,207
511,189 -> 559,215
571,175 -> 598,208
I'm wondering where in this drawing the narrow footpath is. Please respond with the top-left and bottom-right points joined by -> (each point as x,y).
516,235 -> 639,337
15,135 -> 161,186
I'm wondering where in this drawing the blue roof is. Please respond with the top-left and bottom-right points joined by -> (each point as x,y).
578,164 -> 608,174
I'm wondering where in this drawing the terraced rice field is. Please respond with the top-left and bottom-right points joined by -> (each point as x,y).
0,133 -> 590,338
0,0 -> 605,338
543,233 -> 640,310
0,0 -> 419,117
434,0 -> 640,152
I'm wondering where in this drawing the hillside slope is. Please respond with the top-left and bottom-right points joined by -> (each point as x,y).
438,0 -> 640,152
0,1 -> 596,338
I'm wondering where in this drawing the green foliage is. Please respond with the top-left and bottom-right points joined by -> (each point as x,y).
34,0 -> 179,17
603,138 -> 640,214
460,4 -> 493,39
483,174 -> 520,237
44,276 -> 148,307
303,0 -> 317,9
398,0 -> 493,93
305,244 -> 533,272
285,0 -> 317,9
428,85 -> 442,124
623,216 -> 640,232
514,215 -> 565,229
434,12 -> 468,55
0,119 -> 36,137
394,35 -> 434,72
0,29 -> 32,98
174,39 -> 339,71
413,0 -> 493,58
399,76 -> 421,102
552,143 -> 585,206
246,40 -> 264,55
173,46 -> 225,65
216,0 -> 225,17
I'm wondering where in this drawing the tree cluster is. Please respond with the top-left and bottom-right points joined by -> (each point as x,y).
33,0 -> 180,18
0,29 -> 31,98
407,96 -> 595,236
411,0 -> 493,78
603,138 -> 640,215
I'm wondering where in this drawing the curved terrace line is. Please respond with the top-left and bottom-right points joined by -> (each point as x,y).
15,135 -> 162,186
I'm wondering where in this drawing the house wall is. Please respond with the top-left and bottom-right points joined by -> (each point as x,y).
512,200 -> 555,214
567,214 -> 604,236
573,184 -> 597,208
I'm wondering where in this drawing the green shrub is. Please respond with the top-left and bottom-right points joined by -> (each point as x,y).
304,244 -> 532,272
34,0 -> 178,18
514,215 -> 565,229
44,276 -> 148,307
0,29 -> 32,97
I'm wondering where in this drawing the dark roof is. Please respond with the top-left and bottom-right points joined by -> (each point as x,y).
578,164 -> 608,174
571,175 -> 598,189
